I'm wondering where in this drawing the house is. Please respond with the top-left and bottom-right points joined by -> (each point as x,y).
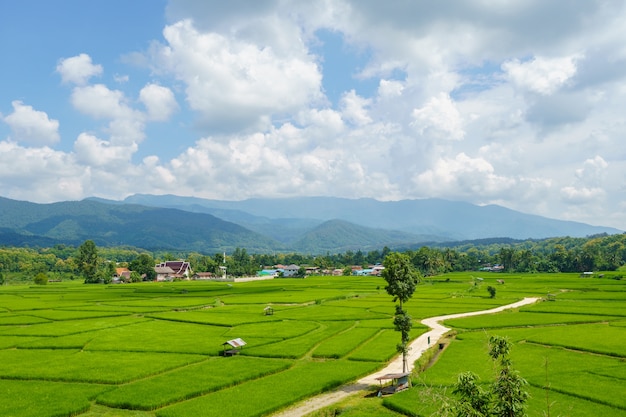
154,261 -> 192,280
258,269 -> 279,277
154,266 -> 175,281
282,264 -> 300,277
193,272 -> 213,280
113,267 -> 131,282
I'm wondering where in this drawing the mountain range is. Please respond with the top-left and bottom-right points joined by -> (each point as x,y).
0,194 -> 621,254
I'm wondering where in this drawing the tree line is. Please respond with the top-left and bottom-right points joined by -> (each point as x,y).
1,233 -> 625,284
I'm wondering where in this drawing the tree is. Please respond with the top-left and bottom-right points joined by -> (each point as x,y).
453,372 -> 491,417
129,253 -> 156,281
487,286 -> 496,298
489,336 -> 529,417
0,272 -> 4,285
381,252 -> 420,372
34,272 -> 48,285
450,336 -> 528,417
76,240 -> 99,283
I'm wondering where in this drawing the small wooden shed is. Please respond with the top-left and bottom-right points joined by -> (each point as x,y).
221,338 -> 246,356
375,372 -> 411,396
264,305 -> 274,315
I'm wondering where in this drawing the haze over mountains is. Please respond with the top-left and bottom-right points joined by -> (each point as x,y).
0,195 -> 620,254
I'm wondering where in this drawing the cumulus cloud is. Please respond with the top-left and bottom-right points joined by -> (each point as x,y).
340,90 -> 372,126
70,84 -> 146,145
3,1 -> 626,229
411,93 -> 465,141
2,101 -> 60,145
149,19 -> 323,130
56,53 -> 103,85
139,83 -> 178,121
73,133 -> 136,167
413,153 -> 516,199
0,140 -> 85,201
502,55 -> 581,95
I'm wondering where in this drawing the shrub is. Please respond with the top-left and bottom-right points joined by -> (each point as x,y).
33,272 -> 48,285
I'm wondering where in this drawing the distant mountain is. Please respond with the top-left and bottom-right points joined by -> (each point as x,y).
290,219 -> 443,253
1,195 -> 621,254
0,197 -> 281,253
120,194 -> 622,240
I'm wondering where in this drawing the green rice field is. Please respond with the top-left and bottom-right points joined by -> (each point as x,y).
0,273 -> 624,416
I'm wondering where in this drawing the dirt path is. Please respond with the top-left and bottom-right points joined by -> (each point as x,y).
271,297 -> 540,417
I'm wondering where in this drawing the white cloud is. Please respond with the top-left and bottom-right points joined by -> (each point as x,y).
414,153 -> 516,198
56,53 -> 103,85
0,140 -> 85,201
70,84 -> 146,145
73,133 -> 136,167
411,93 -> 465,141
340,90 -> 372,126
150,19 -> 323,130
70,84 -> 129,120
502,55 -> 581,95
139,83 -> 178,122
2,101 -> 60,145
3,1 -> 626,230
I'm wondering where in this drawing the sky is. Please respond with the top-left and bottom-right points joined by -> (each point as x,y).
1,0 -> 626,230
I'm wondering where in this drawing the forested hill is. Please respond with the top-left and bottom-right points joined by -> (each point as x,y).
0,197 -> 281,253
119,194 -> 621,240
0,195 -> 622,254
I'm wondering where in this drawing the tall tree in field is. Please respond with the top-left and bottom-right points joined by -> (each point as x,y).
76,240 -> 99,283
381,252 -> 420,372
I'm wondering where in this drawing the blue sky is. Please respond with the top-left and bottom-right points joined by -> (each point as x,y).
1,1 -> 626,230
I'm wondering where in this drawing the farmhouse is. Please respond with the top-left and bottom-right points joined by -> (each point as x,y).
113,267 -> 131,282
154,260 -> 192,281
282,264 -> 300,277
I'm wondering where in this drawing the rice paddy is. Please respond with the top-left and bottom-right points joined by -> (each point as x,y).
0,273 -> 624,416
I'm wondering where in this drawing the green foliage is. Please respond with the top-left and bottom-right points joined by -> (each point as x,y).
76,240 -> 100,283
382,252 -> 420,372
448,336 -> 528,417
33,272 -> 48,285
453,372 -> 491,417
382,252 -> 420,306
487,285 -> 496,298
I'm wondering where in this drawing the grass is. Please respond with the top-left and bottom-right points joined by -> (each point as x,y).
1,273 -> 625,416
96,356 -> 292,410
156,359 -> 381,417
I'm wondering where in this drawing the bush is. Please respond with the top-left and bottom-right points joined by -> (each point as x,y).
487,286 -> 496,298
34,272 -> 48,285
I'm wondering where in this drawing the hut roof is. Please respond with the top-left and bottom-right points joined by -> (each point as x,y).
223,338 -> 246,348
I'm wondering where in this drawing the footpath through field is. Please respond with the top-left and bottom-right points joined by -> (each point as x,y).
271,297 -> 540,417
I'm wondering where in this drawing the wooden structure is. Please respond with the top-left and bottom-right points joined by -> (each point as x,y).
375,372 -> 410,396
264,306 -> 274,315
221,338 -> 246,356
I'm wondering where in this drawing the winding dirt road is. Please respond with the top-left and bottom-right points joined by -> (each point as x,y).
271,297 -> 540,417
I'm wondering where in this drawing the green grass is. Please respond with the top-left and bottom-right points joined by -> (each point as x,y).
96,356 -> 292,410
0,349 -> 206,383
1,273 -> 625,417
156,359 -> 381,417
0,379 -> 109,417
